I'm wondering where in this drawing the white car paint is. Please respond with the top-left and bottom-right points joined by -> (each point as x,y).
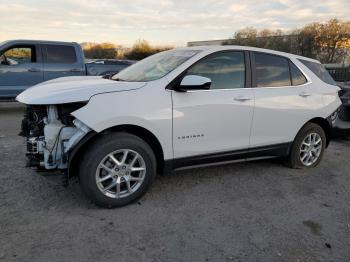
17,76 -> 146,104
172,88 -> 254,158
180,75 -> 211,87
72,77 -> 174,160
17,45 -> 341,169
250,57 -> 340,148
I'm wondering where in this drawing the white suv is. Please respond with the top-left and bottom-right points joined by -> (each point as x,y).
17,46 -> 341,207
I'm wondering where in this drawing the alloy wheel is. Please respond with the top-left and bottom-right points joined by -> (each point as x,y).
299,132 -> 323,166
95,149 -> 146,199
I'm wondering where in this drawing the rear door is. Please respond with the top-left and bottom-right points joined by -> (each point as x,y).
0,44 -> 43,98
42,44 -> 85,81
250,52 -> 313,148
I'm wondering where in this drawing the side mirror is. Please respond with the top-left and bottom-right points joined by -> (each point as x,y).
0,55 -> 6,65
176,75 -> 211,91
0,54 -> 9,66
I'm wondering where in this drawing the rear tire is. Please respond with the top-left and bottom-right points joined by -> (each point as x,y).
79,132 -> 156,208
288,123 -> 326,169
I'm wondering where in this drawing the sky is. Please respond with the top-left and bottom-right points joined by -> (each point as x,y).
0,0 -> 349,46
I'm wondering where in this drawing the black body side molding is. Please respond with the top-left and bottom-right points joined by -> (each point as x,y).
163,142 -> 292,174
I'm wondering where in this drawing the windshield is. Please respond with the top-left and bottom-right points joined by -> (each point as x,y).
112,49 -> 200,82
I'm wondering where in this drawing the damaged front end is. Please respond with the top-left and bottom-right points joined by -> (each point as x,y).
20,103 -> 91,176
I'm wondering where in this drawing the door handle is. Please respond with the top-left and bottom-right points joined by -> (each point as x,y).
299,92 -> 312,97
234,95 -> 252,102
28,68 -> 41,72
69,68 -> 83,72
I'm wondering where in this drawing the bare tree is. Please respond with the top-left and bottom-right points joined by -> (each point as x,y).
224,19 -> 350,64
316,19 -> 350,63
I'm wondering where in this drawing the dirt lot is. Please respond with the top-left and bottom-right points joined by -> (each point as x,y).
0,103 -> 350,262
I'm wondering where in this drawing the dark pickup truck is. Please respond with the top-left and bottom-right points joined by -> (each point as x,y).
0,40 -> 133,100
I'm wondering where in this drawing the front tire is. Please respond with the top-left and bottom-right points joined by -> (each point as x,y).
79,132 -> 156,208
288,123 -> 326,169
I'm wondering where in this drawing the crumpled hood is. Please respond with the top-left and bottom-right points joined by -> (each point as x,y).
16,76 -> 146,105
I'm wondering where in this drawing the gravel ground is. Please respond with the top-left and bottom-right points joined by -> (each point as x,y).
0,103 -> 350,262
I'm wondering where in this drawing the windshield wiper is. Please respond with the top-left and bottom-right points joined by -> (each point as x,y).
111,77 -> 125,81
102,74 -> 125,81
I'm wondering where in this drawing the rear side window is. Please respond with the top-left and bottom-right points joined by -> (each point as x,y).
290,62 -> 307,85
254,52 -> 291,87
44,45 -> 77,63
298,59 -> 336,85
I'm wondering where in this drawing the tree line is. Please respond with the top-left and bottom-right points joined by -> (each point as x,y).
83,40 -> 172,60
82,19 -> 349,64
224,19 -> 350,64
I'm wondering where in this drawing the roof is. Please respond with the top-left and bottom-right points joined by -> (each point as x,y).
176,45 -> 320,63
1,39 -> 79,46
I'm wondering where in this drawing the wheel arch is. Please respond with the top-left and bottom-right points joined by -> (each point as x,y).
68,124 -> 165,178
304,117 -> 332,147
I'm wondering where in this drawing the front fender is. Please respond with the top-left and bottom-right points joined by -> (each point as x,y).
71,85 -> 173,160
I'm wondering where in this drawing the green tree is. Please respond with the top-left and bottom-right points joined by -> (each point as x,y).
124,40 -> 153,60
83,43 -> 117,59
124,40 -> 172,60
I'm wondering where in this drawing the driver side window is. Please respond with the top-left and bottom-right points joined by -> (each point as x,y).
1,46 -> 35,66
185,51 -> 245,90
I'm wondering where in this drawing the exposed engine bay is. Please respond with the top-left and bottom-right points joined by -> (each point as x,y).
20,103 -> 90,170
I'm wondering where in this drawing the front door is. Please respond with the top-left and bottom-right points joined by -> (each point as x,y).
172,51 -> 254,159
0,45 -> 43,98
